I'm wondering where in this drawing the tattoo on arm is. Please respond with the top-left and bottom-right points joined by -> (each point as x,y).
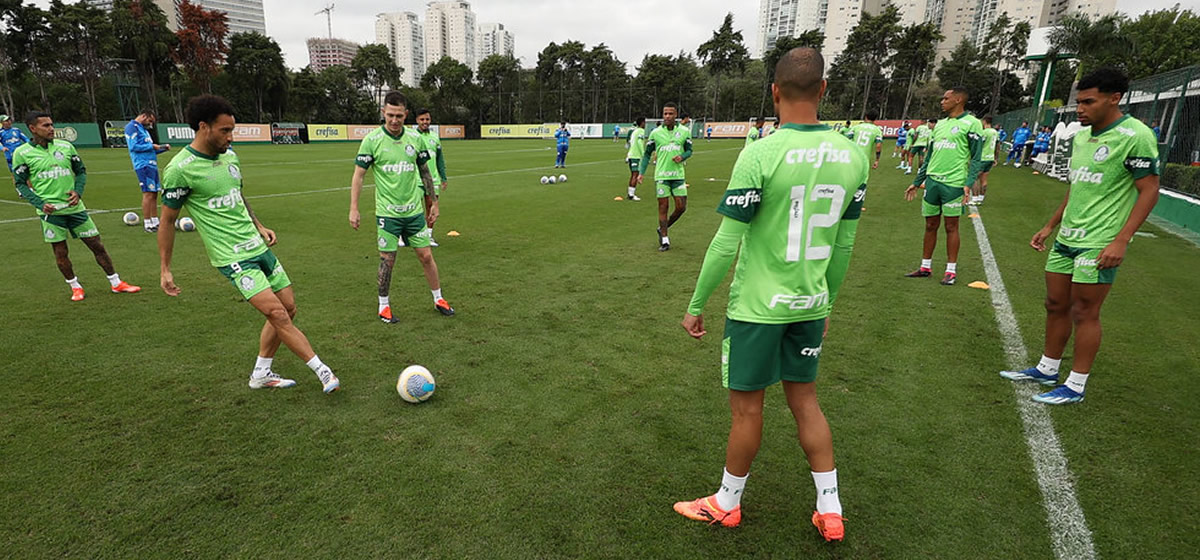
241,189 -> 263,228
418,161 -> 434,195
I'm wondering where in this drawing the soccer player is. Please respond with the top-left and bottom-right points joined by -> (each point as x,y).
125,109 -> 171,232
844,110 -> 883,172
706,124 -> 713,141
554,122 -> 570,168
624,116 -> 646,201
1151,120 -> 1161,141
1,114 -> 30,191
414,109 -> 447,246
893,122 -> 907,158
745,117 -> 765,147
612,124 -> 620,142
909,118 -> 932,175
674,47 -> 862,542
679,114 -> 692,135
636,102 -> 692,251
973,115 -> 999,204
159,95 -> 338,393
14,112 -> 141,301
349,91 -> 455,322
1006,121 -> 1031,166
1000,68 -> 1160,405
761,119 -> 776,138
903,87 -> 983,285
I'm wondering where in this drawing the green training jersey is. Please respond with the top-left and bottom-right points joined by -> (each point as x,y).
844,122 -> 883,170
1058,115 -> 1159,249
415,129 -> 444,185
356,126 -> 431,219
910,124 -> 930,148
745,126 -> 760,146
716,124 -> 868,323
916,112 -> 984,188
12,140 -> 87,216
642,124 -> 692,181
626,127 -> 646,160
981,127 -> 999,162
162,147 -> 268,267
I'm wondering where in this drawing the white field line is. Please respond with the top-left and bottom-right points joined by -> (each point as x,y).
968,203 -> 1097,560
1146,214 -> 1200,248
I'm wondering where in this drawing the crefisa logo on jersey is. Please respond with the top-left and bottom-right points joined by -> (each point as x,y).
1093,145 -> 1110,162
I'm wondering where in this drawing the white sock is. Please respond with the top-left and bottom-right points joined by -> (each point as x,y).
106,273 -> 122,288
252,356 -> 273,377
65,276 -> 82,289
946,262 -> 957,274
1065,371 -> 1088,393
144,218 -> 152,228
431,289 -> 442,303
714,468 -> 747,511
628,186 -> 636,197
662,236 -> 669,245
151,217 -> 159,227
812,469 -> 842,515
305,355 -> 327,374
1037,355 -> 1062,376
921,259 -> 932,270
378,296 -> 389,313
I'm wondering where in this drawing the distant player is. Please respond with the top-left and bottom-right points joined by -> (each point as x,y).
973,115 -> 998,204
1,114 -> 30,191
844,110 -> 883,172
1151,120 -> 1161,141
554,122 -> 570,168
158,95 -> 338,393
903,87 -> 983,285
1000,68 -> 1160,405
995,125 -> 1007,160
745,117 -> 765,147
14,112 -> 141,301
613,124 -> 620,142
909,118 -> 932,175
761,120 -> 775,137
349,91 -> 455,323
624,116 -> 646,201
705,124 -> 713,141
636,102 -> 692,251
674,47 -> 862,542
679,114 -> 692,135
1006,121 -> 1031,166
125,109 -> 171,232
414,109 -> 447,246
893,122 -> 908,159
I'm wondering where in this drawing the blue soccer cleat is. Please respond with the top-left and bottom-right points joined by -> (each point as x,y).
999,366 -> 1058,386
1032,385 -> 1084,405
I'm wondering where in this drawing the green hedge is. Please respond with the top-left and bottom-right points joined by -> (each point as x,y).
1163,164 -> 1200,196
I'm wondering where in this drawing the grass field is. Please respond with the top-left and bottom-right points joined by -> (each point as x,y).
1,135 -> 1197,559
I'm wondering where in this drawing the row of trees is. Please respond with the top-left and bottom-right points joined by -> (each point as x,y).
1,1 -> 1196,137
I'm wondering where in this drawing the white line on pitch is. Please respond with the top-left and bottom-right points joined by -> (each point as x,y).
968,203 -> 1097,560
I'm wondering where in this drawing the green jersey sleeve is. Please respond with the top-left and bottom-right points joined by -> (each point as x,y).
1124,129 -> 1160,179
356,136 -> 377,169
161,158 -> 191,210
717,145 -> 764,223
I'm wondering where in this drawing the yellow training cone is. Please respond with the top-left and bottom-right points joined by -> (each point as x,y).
968,281 -> 990,290
447,230 -> 461,237
614,196 -> 623,201
968,213 -> 980,218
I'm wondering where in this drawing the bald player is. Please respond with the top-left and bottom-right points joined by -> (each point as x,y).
673,47 -> 862,543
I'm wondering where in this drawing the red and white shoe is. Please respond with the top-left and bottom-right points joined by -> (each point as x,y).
111,281 -> 141,293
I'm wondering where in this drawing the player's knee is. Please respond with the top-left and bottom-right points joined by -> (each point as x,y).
285,302 -> 297,319
944,221 -> 959,234
924,220 -> 940,233
1069,300 -> 1101,322
265,306 -> 292,326
1044,295 -> 1068,314
416,250 -> 435,266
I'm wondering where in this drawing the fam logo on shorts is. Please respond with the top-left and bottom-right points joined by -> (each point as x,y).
228,164 -> 242,180
239,275 -> 256,292
1093,145 -> 1110,162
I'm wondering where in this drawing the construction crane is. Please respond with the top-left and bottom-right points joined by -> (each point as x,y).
315,4 -> 334,40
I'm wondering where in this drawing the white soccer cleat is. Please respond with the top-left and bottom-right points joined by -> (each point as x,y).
317,367 -> 340,393
628,194 -> 641,201
248,371 -> 297,389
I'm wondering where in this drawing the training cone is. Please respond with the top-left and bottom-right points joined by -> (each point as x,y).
447,230 -> 461,237
614,196 -> 623,201
968,213 -> 981,218
967,281 -> 990,290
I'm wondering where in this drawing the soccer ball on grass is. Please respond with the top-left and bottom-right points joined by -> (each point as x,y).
176,217 -> 196,232
547,175 -> 557,184
123,212 -> 139,226
540,176 -> 550,184
558,174 -> 567,183
397,365 -> 436,403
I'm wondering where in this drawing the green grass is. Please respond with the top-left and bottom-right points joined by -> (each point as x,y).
1,137 -> 1197,558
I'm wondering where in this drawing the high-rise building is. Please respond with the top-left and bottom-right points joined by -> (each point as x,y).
377,12 -> 426,87
307,38 -> 360,72
87,0 -> 266,36
85,0 -> 181,30
755,0 -> 886,62
425,1 -> 477,72
476,22 -> 515,60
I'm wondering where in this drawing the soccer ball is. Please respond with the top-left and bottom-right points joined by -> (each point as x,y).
540,176 -> 550,184
177,217 -> 196,232
123,212 -> 139,226
397,365 -> 436,403
547,175 -> 557,184
558,174 -> 567,183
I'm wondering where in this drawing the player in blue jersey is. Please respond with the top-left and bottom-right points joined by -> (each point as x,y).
706,124 -> 713,141
613,124 -> 620,142
1,114 -> 31,192
893,122 -> 908,162
1031,126 -> 1052,161
125,109 -> 171,232
995,126 -> 1007,160
1006,121 -> 1031,166
1151,120 -> 1161,141
554,122 -> 570,168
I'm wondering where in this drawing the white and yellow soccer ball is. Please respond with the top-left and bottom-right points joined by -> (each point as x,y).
558,174 -> 567,183
547,175 -> 557,184
540,176 -> 550,184
397,365 -> 436,403
176,217 -> 196,232
123,212 -> 139,226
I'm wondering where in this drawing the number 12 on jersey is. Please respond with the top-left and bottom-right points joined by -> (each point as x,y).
787,184 -> 846,262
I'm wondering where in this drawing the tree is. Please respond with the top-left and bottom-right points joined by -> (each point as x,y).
758,30 -> 825,117
476,54 -> 519,122
172,0 -> 226,93
978,15 -> 1031,115
10,3 -> 55,112
697,13 -> 749,119
889,22 -> 942,118
1123,8 -> 1200,79
844,6 -> 903,119
112,0 -> 176,113
351,43 -> 401,106
225,32 -> 287,122
421,56 -> 479,129
1048,13 -> 1132,83
935,38 -> 1025,115
47,0 -> 114,125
